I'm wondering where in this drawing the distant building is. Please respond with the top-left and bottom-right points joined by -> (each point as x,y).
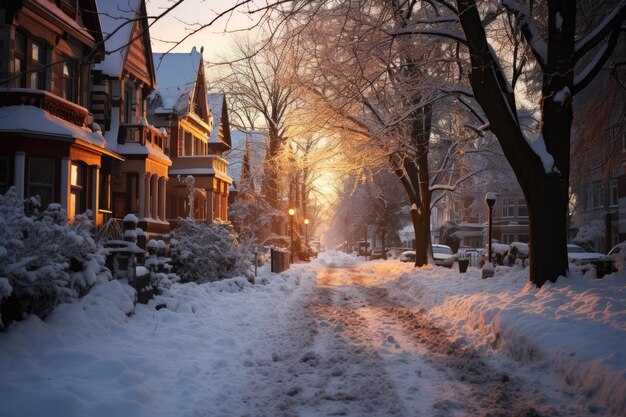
431,188 -> 529,249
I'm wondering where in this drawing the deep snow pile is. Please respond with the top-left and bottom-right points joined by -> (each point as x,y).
378,261 -> 626,415
0,264 -> 315,417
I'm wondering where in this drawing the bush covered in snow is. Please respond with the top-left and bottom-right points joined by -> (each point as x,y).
573,220 -> 604,252
0,188 -> 111,328
506,242 -> 529,267
170,218 -> 253,283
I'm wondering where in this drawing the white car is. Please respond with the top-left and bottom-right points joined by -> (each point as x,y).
432,244 -> 456,268
400,250 -> 416,263
567,244 -> 604,265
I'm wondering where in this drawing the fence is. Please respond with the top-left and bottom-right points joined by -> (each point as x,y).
271,248 -> 290,273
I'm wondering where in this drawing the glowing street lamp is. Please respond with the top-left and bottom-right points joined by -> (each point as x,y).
304,218 -> 310,246
289,208 -> 295,263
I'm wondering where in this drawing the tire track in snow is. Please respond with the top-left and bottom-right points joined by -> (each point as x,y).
241,264 -> 573,417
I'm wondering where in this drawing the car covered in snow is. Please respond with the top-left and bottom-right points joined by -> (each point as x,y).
400,250 -> 416,263
567,244 -> 604,265
432,244 -> 456,268
388,247 -> 413,260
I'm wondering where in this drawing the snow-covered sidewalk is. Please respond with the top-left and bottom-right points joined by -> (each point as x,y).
0,265 -> 316,417
355,255 -> 626,416
0,251 -> 624,416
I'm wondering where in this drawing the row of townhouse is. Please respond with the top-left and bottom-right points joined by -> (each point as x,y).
0,0 -> 233,242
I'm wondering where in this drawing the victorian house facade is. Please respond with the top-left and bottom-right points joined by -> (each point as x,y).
0,0 -> 123,226
92,0 -> 171,240
147,48 -> 232,224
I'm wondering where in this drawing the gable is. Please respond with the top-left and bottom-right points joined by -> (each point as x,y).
123,16 -> 154,87
192,64 -> 209,121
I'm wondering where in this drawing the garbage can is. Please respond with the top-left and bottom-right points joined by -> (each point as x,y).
458,258 -> 469,273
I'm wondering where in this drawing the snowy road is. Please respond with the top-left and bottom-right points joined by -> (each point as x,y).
240,257 -> 599,417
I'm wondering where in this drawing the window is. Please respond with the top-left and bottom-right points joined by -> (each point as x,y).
30,42 -> 47,90
60,59 -> 76,101
184,131 -> 192,156
0,158 -> 9,194
69,163 -> 85,218
593,183 -> 603,208
13,31 -> 26,87
100,171 -> 111,211
13,32 -> 48,90
502,199 -> 516,218
124,83 -> 134,123
518,234 -> 529,243
517,198 -> 528,217
610,179 -> 618,206
28,158 -> 54,208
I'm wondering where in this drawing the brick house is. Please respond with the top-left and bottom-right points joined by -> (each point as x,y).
0,0 -> 123,226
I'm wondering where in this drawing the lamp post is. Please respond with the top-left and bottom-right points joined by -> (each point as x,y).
485,192 -> 496,264
288,208 -> 295,263
304,218 -> 309,246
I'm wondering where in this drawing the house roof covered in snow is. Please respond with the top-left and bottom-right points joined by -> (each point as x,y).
0,105 -> 121,160
94,0 -> 154,85
150,48 -> 204,116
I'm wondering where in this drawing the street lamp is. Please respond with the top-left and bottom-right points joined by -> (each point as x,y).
289,208 -> 295,263
485,192 -> 496,273
304,218 -> 309,246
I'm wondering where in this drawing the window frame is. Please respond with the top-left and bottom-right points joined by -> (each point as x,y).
28,157 -> 55,208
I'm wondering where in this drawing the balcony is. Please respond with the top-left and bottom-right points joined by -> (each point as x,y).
169,154 -> 232,186
0,88 -> 88,127
119,123 -> 165,151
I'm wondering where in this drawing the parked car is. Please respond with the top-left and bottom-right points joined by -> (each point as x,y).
400,250 -> 416,263
369,249 -> 385,260
432,244 -> 456,268
388,247 -> 413,260
567,244 -> 604,265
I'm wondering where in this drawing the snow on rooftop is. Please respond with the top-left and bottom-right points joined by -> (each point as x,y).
0,105 -> 106,148
94,0 -> 141,78
150,48 -> 203,114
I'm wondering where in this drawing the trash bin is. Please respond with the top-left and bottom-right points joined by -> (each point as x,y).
458,258 -> 469,273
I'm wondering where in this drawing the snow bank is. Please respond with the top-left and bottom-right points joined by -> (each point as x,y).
388,264 -> 626,415
0,264 -> 314,417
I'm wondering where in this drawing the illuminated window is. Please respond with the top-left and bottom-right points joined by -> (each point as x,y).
70,163 -> 85,218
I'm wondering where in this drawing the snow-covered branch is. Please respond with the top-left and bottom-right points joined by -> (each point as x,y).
573,29 -> 622,94
383,28 -> 467,45
501,0 -> 547,71
574,1 -> 626,64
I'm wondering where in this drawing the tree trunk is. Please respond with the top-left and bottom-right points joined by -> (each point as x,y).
456,0 -> 574,286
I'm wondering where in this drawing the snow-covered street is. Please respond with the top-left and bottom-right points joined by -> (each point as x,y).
1,251 -> 624,417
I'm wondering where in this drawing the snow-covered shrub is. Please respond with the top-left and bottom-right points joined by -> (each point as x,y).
487,243 -> 510,265
0,188 -> 111,327
573,220 -> 604,252
506,242 -> 529,267
170,218 -> 253,283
